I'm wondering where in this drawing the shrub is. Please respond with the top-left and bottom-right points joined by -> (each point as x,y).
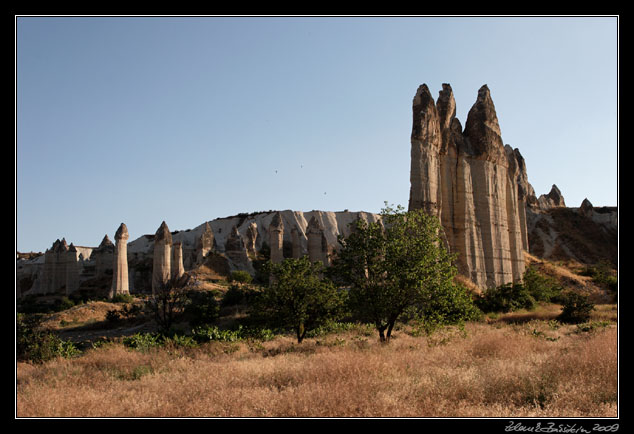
523,266 -> 563,302
229,270 -> 253,284
105,309 -> 121,324
122,333 -> 163,352
475,282 -> 536,313
557,292 -> 595,324
17,313 -> 81,362
111,293 -> 134,304
183,290 -> 220,327
192,325 -> 243,343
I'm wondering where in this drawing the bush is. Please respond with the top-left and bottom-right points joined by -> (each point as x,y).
17,313 -> 81,363
111,293 -> 134,304
229,270 -> 253,284
557,292 -> 595,324
105,309 -> 121,324
122,333 -> 163,352
192,325 -> 243,343
183,290 -> 220,327
523,266 -> 563,302
475,282 -> 536,313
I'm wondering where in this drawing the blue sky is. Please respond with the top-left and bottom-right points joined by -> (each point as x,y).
16,16 -> 618,253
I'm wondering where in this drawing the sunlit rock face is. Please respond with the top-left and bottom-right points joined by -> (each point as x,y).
408,83 -> 526,288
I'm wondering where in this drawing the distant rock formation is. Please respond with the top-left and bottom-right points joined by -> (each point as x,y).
92,235 -> 114,279
196,222 -> 215,265
306,215 -> 328,265
110,223 -> 130,299
171,241 -> 185,280
224,225 -> 251,270
269,212 -> 284,263
408,83 -> 525,288
152,221 -> 172,294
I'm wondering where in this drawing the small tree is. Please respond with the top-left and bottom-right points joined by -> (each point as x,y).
258,257 -> 344,343
145,275 -> 189,335
330,204 -> 470,342
557,292 -> 595,324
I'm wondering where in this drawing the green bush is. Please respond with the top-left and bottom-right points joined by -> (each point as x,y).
192,325 -> 243,343
111,293 -> 135,304
229,270 -> 253,284
221,284 -> 260,307
183,290 -> 220,327
17,313 -> 81,363
475,282 -> 536,313
523,266 -> 563,302
122,333 -> 163,352
557,292 -> 595,324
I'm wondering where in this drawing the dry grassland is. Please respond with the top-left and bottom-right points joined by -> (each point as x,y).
16,311 -> 618,418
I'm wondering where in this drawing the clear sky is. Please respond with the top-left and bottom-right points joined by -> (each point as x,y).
16,16 -> 618,253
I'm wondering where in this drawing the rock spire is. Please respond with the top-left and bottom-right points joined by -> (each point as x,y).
110,223 -> 130,299
408,83 -> 526,288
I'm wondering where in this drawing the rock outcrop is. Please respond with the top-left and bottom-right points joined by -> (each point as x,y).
171,241 -> 185,280
306,215 -> 328,265
196,222 -> 215,265
152,221 -> 172,294
110,223 -> 130,299
269,212 -> 285,264
408,83 -> 525,288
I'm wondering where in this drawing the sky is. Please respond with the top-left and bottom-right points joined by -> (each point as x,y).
15,16 -> 618,253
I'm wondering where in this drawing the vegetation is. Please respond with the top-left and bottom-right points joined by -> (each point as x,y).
15,206 -> 618,418
257,257 -> 344,343
17,313 -> 81,363
330,205 -> 477,342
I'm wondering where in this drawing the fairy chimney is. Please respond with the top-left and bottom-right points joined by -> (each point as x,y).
152,221 -> 172,294
109,223 -> 130,299
269,212 -> 285,263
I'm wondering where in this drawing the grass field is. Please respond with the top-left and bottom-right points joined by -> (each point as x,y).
16,305 -> 617,418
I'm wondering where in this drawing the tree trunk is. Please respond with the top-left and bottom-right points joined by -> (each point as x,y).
378,326 -> 387,343
296,323 -> 305,344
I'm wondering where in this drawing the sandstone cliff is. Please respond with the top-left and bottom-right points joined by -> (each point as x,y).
409,83 -> 525,288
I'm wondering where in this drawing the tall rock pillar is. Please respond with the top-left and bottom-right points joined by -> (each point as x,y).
66,243 -> 80,296
152,221 -> 172,294
110,223 -> 130,299
306,215 -> 326,265
172,241 -> 185,280
269,212 -> 285,263
408,84 -> 443,217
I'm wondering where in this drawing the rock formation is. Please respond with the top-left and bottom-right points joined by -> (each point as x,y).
92,235 -> 114,279
110,223 -> 130,299
306,215 -> 328,265
171,241 -> 185,280
224,225 -> 250,270
269,212 -> 285,263
290,226 -> 302,258
408,83 -> 525,288
152,221 -> 172,294
536,185 -> 566,210
196,222 -> 215,264
65,243 -> 80,295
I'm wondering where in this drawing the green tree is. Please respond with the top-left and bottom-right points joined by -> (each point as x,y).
258,257 -> 344,343
330,204 -> 473,342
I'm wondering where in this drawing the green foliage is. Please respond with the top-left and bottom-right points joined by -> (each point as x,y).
105,309 -> 121,323
257,257 -> 345,343
229,270 -> 253,284
522,266 -> 563,302
475,282 -> 536,313
192,325 -> 243,343
183,290 -> 220,328
122,332 -> 163,352
557,292 -> 595,324
17,313 -> 81,362
580,261 -> 618,293
111,293 -> 134,304
330,204 -> 462,342
221,283 -> 260,307
145,278 -> 188,335
57,296 -> 75,311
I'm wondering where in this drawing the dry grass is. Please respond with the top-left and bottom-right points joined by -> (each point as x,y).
16,318 -> 617,418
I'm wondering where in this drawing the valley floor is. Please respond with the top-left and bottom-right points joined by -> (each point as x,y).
16,304 -> 618,418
